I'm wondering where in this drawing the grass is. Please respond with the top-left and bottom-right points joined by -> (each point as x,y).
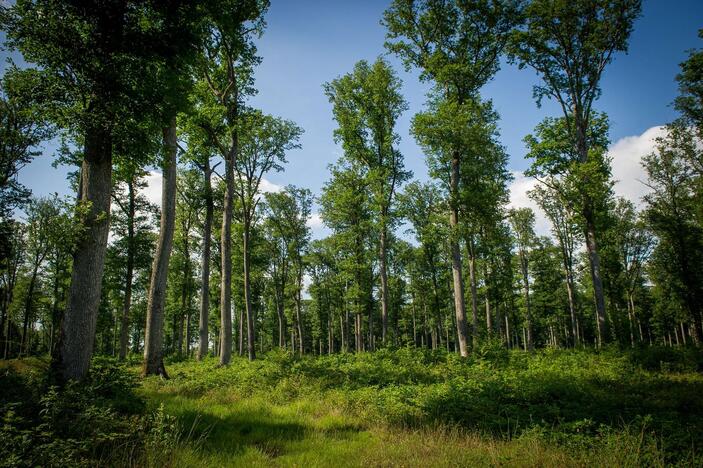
138,346 -> 703,467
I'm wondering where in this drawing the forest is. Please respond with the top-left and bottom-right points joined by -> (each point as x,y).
1,0 -> 703,466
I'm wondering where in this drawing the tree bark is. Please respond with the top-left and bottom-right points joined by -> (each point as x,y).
519,249 -> 534,351
450,152 -> 469,357
294,260 -> 304,354
54,125 -> 112,381
379,225 -> 390,344
219,144 -> 235,365
142,119 -> 177,378
119,179 -> 136,360
243,219 -> 256,360
583,208 -> 607,348
466,236 -> 479,346
198,160 -> 213,360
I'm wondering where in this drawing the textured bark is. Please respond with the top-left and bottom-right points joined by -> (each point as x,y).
519,247 -> 534,351
20,263 -> 39,357
583,208 -> 607,348
55,125 -> 112,381
219,144 -> 234,365
379,227 -> 390,344
449,152 -> 469,357
294,259 -> 304,354
119,179 -> 136,360
197,160 -> 213,360
142,119 -> 177,378
466,237 -> 479,346
243,221 -> 256,360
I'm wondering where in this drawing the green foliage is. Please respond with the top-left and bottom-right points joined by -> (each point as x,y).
0,357 -> 188,467
145,349 -> 702,465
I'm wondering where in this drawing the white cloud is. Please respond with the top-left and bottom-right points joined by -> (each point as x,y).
507,126 -> 665,237
143,170 -> 163,207
507,171 -> 552,237
258,178 -> 283,194
609,126 -> 664,207
141,171 -> 282,208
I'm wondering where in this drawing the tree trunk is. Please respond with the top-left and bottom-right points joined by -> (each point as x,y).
466,237 -> 479,346
119,179 -> 136,360
219,145 -> 235,365
20,263 -> 39,357
295,262 -> 304,354
379,225 -> 390,344
583,206 -> 607,348
450,152 -> 469,357
142,119 -> 177,378
243,220 -> 256,360
198,160 -> 213,360
520,251 -> 534,351
54,125 -> 112,381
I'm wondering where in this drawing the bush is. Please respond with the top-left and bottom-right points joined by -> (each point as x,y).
0,357 -> 183,467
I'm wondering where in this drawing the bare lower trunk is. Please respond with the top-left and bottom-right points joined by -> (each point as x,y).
142,119 -> 177,378
379,227 -> 389,344
295,265 -> 304,354
583,208 -> 607,348
198,161 -> 213,360
54,125 -> 112,381
243,221 -> 255,360
450,153 -> 469,357
520,253 -> 534,351
466,237 -> 479,345
119,180 -> 136,360
20,265 -> 39,357
219,147 -> 234,365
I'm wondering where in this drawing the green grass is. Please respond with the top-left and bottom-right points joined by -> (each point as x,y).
138,347 -> 703,467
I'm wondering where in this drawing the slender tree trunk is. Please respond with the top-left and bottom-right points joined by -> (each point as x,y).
450,152 -> 469,357
379,225 -> 390,344
55,125 -> 112,381
583,207 -> 607,348
20,264 -> 39,357
198,160 -> 213,360
519,251 -> 534,351
294,262 -> 304,354
466,237 -> 479,345
119,180 -> 136,360
219,145 -> 235,365
142,119 -> 177,378
243,220 -> 255,360
483,262 -> 492,336
275,288 -> 287,349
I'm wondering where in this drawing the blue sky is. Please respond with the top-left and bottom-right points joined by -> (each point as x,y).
7,0 -> 703,234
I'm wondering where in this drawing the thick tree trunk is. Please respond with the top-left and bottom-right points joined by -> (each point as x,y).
142,119 -> 177,378
55,125 -> 112,381
198,161 -> 213,360
379,226 -> 390,344
243,221 -> 256,360
119,180 -> 136,360
219,146 -> 234,365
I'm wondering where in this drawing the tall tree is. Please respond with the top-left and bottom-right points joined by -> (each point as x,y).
234,111 -> 301,360
509,0 -> 642,348
190,0 -> 268,365
324,58 -> 410,345
644,124 -> 703,342
384,0 -> 522,356
2,0 -> 203,380
529,183 -> 581,346
509,207 -> 536,351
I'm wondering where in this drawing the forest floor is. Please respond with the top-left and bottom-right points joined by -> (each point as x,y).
139,346 -> 703,467
2,346 -> 703,466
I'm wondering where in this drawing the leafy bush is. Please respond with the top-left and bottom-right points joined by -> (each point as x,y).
0,357 -> 184,467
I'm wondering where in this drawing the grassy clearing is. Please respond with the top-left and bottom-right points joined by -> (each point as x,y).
139,347 -> 703,467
